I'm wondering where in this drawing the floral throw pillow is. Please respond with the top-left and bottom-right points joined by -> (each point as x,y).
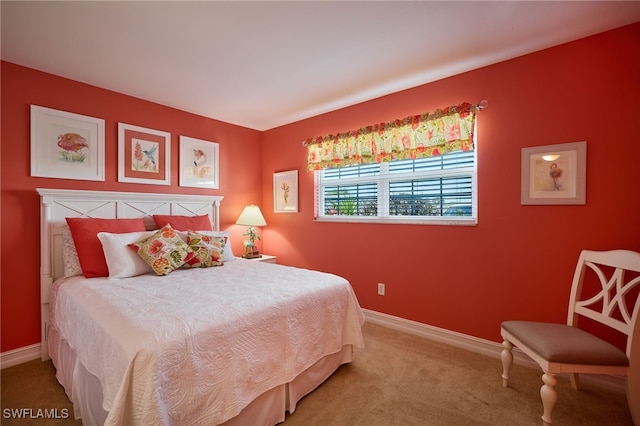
129,224 -> 193,276
183,231 -> 225,268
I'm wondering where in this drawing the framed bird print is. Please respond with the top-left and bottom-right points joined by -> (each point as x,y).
30,105 -> 105,181
179,136 -> 219,189
118,123 -> 170,185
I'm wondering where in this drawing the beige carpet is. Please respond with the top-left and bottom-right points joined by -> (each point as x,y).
1,322 -> 634,425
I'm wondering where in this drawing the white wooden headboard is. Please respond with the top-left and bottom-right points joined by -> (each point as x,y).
36,188 -> 224,360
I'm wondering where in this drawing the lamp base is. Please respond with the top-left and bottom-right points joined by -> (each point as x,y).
242,253 -> 262,259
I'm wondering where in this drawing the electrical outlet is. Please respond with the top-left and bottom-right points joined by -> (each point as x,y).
377,283 -> 385,296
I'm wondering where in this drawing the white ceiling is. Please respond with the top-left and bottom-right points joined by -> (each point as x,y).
2,1 -> 640,131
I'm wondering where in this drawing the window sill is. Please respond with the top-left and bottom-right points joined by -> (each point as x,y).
314,216 -> 477,226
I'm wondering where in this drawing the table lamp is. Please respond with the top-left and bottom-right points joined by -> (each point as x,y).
235,205 -> 267,258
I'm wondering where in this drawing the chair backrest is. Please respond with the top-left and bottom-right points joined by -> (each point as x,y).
568,249 -> 640,357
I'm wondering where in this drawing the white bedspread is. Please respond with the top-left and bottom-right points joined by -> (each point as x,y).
50,260 -> 365,425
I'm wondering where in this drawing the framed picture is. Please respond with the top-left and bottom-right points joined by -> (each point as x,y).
179,136 -> 219,189
274,170 -> 298,213
30,105 -> 105,181
118,123 -> 170,185
521,141 -> 587,205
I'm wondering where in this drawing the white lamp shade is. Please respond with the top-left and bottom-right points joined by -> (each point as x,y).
235,205 -> 267,227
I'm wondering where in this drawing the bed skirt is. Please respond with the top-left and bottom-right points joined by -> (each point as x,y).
48,327 -> 354,425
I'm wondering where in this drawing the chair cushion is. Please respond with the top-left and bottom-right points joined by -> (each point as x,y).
501,321 -> 629,365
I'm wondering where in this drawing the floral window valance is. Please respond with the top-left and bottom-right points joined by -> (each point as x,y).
305,101 -> 484,171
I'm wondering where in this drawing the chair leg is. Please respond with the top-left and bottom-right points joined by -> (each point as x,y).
628,365 -> 640,426
540,370 -> 558,426
501,339 -> 513,387
569,373 -> 581,390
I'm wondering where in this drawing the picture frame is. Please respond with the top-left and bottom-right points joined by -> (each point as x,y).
179,136 -> 219,189
274,170 -> 298,213
521,141 -> 587,205
30,105 -> 105,181
118,123 -> 170,185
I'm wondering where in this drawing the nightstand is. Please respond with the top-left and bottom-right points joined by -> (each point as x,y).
246,254 -> 277,264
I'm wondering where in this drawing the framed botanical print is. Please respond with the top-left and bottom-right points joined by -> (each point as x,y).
30,105 -> 105,181
179,136 -> 219,189
118,123 -> 170,185
273,170 -> 298,213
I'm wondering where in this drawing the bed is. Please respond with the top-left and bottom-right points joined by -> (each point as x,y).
37,188 -> 365,425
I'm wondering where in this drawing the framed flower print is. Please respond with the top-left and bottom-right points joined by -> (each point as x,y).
521,141 -> 586,205
273,170 -> 298,213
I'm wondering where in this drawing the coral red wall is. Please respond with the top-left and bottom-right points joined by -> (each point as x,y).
2,23 -> 639,355
1,62 -> 263,352
260,23 -> 640,343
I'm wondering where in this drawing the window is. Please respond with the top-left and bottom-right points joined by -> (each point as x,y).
316,150 -> 476,224
306,101 -> 483,224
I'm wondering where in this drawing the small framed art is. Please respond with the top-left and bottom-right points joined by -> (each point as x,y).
521,141 -> 587,205
30,105 -> 105,181
274,170 -> 298,213
118,123 -> 170,185
179,136 -> 219,189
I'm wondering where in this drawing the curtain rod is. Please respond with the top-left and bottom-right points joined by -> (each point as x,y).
301,100 -> 488,147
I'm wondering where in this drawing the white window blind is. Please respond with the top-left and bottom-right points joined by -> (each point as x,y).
315,150 -> 476,225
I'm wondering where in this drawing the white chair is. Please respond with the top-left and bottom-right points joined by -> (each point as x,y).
500,249 -> 640,426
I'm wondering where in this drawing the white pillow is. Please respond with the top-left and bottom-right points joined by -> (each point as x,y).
61,225 -> 83,277
97,231 -> 155,278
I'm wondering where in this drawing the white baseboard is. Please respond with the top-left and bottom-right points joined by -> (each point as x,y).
1,343 -> 41,369
362,309 -> 626,394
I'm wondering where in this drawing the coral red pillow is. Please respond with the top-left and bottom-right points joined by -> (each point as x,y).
65,217 -> 147,278
152,214 -> 212,231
